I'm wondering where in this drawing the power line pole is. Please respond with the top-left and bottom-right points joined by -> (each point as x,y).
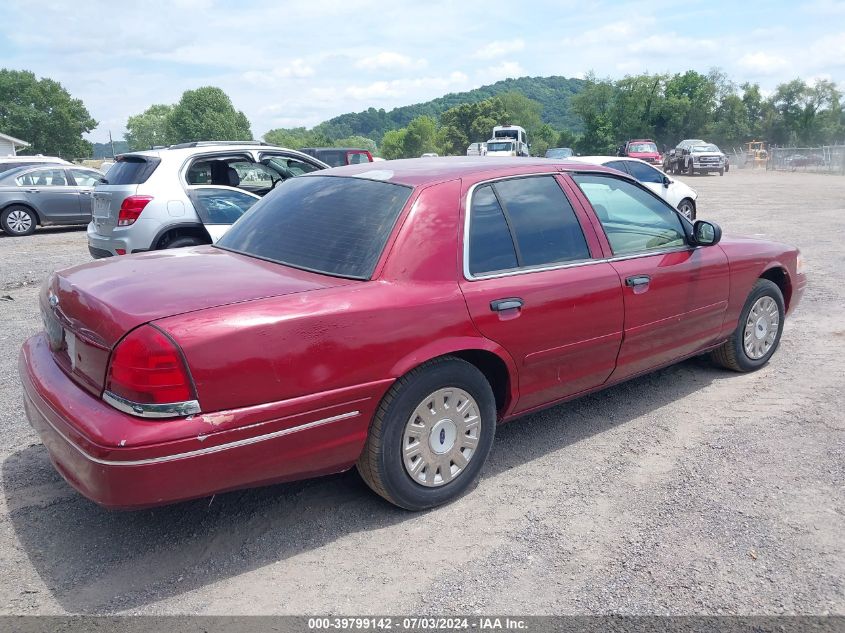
109,130 -> 115,158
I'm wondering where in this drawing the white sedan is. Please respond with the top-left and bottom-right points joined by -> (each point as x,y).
568,156 -> 698,220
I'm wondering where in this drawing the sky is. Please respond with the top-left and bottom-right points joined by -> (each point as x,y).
1,0 -> 844,143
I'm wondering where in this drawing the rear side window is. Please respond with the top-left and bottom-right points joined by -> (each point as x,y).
468,186 -> 518,275
467,176 -> 591,277
217,176 -> 412,279
188,188 -> 258,224
105,156 -> 160,185
316,150 -> 345,167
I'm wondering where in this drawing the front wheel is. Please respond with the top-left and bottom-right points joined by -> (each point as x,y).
710,279 -> 785,372
357,357 -> 497,510
677,199 -> 696,221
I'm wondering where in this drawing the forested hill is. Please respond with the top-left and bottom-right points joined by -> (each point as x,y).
314,76 -> 586,142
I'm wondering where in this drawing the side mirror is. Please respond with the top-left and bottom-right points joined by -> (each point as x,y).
662,175 -> 671,187
692,220 -> 722,246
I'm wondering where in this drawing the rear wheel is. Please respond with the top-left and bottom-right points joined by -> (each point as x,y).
163,236 -> 205,249
710,279 -> 785,372
1,205 -> 37,236
357,357 -> 496,510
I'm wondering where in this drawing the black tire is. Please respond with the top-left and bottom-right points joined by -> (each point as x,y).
1,205 -> 37,236
710,279 -> 785,372
678,199 -> 696,221
163,236 -> 205,249
357,356 -> 497,511
720,168 -> 725,176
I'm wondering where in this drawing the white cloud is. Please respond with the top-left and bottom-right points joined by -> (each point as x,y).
345,71 -> 469,101
477,61 -> 525,84
355,51 -> 427,71
737,52 -> 790,75
242,60 -> 315,86
472,39 -> 525,59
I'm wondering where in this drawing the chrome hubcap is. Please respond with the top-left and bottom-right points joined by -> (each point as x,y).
743,296 -> 779,359
402,387 -> 481,487
7,209 -> 32,233
679,203 -> 693,219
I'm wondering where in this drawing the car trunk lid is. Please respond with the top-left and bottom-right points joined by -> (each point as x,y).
41,246 -> 355,395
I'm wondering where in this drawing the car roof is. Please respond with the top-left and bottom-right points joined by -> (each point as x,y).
115,144 -> 319,164
302,156 -> 614,187
569,156 -> 662,169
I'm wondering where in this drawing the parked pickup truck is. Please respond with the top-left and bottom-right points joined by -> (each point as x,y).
664,140 -> 726,176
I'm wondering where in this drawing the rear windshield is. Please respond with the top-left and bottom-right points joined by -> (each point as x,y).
217,175 -> 412,280
104,156 -> 160,184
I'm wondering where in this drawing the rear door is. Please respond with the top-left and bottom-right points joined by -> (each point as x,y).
458,174 -> 625,413
68,168 -> 103,221
569,172 -> 729,381
185,185 -> 260,242
15,167 -> 82,224
92,155 -> 160,237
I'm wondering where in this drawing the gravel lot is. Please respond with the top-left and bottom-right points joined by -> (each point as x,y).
0,170 -> 842,616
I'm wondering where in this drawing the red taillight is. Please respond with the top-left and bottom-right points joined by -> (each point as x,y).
117,195 -> 153,226
115,248 -> 126,255
106,326 -> 195,406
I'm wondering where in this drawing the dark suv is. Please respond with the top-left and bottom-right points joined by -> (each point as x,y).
299,148 -> 374,167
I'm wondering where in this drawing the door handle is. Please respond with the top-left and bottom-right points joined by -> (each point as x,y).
25,189 -> 40,193
490,297 -> 523,312
625,275 -> 651,287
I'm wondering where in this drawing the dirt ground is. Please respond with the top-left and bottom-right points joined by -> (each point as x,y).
0,169 -> 842,616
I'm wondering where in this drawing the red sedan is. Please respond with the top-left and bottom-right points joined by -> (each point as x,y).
19,158 -> 806,511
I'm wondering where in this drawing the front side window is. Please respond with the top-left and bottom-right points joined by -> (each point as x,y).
217,176 -> 411,280
467,176 -> 590,276
15,169 -> 68,186
572,173 -> 686,256
623,161 -> 663,184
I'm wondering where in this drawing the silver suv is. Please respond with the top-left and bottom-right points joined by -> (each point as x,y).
87,141 -> 328,258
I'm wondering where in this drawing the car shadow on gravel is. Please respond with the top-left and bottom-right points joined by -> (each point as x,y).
4,356 -> 731,613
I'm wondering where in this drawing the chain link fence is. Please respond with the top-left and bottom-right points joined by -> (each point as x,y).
725,145 -> 845,174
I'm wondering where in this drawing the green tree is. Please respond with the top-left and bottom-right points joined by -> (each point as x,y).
439,97 -> 509,155
263,126 -> 331,149
333,135 -> 378,154
166,86 -> 252,143
125,104 -> 173,150
0,69 -> 97,158
402,116 -> 439,156
380,128 -> 407,159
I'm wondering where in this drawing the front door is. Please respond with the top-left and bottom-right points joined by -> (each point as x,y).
569,172 -> 730,381
458,174 -> 625,413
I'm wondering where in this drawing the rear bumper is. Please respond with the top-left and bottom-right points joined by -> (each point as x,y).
19,334 -> 382,509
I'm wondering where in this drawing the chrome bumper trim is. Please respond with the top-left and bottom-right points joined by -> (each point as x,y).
27,390 -> 360,467
103,391 -> 202,419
